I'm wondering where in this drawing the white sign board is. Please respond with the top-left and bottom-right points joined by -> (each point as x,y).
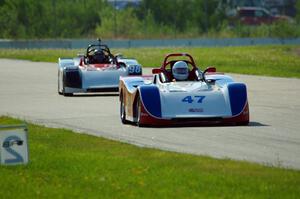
0,125 -> 29,165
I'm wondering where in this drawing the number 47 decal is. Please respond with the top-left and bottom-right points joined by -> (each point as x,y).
182,96 -> 206,103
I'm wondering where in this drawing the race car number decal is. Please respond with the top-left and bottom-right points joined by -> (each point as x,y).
182,96 -> 205,103
128,65 -> 141,74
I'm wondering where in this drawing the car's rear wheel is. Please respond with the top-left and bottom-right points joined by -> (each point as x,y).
120,94 -> 128,124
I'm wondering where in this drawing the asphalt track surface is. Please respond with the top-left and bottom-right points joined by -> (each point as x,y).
1,59 -> 300,169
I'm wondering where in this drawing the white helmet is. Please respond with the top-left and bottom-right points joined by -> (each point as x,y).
172,61 -> 189,81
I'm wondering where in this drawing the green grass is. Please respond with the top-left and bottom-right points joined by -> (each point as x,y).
0,45 -> 300,78
0,116 -> 300,198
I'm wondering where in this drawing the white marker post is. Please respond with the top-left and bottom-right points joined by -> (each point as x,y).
0,125 -> 29,165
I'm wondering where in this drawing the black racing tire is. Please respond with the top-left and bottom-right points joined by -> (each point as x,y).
135,95 -> 143,127
61,72 -> 73,97
120,94 -> 128,124
63,92 -> 73,97
58,70 -> 63,95
62,85 -> 73,96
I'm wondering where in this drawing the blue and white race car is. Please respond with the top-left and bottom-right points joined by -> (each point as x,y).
119,53 -> 249,126
58,39 -> 142,96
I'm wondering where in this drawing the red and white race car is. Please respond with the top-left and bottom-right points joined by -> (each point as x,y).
119,53 -> 249,127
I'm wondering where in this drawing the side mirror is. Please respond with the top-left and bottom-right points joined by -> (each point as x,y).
201,67 -> 217,83
152,68 -> 163,74
205,67 -> 216,73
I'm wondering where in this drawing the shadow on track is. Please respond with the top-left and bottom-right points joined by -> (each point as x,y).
66,93 -> 119,97
248,121 -> 269,127
123,121 -> 269,128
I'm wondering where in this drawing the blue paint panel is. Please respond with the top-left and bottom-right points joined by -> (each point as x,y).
139,86 -> 162,118
228,83 -> 247,116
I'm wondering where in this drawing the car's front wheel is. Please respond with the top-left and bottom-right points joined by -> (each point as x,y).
120,94 -> 128,124
61,72 -> 73,96
58,71 -> 63,95
135,95 -> 143,127
63,92 -> 73,97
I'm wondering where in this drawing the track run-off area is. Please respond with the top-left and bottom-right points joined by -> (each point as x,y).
0,59 -> 300,169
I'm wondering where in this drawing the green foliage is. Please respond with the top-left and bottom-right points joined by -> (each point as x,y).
96,7 -> 142,38
1,116 -> 300,198
0,0 -> 105,38
218,21 -> 300,38
136,0 -> 222,35
296,0 -> 300,23
271,21 -> 300,38
0,0 -> 298,39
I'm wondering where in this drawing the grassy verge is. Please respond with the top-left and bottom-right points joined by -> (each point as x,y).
0,45 -> 300,78
0,116 -> 299,198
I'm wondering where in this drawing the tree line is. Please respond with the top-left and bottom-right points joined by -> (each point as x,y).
0,0 -> 299,39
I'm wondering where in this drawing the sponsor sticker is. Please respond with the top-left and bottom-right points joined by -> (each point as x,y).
188,108 -> 204,113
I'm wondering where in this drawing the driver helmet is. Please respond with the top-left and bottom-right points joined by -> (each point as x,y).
92,49 -> 105,63
172,61 -> 189,81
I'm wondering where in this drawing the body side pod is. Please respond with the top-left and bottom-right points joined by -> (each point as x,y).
58,58 -> 82,89
122,76 -> 149,93
58,58 -> 75,69
225,82 -> 249,124
227,82 -> 248,116
138,85 -> 162,118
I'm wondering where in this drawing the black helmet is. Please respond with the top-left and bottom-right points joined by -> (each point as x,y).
92,49 -> 106,63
